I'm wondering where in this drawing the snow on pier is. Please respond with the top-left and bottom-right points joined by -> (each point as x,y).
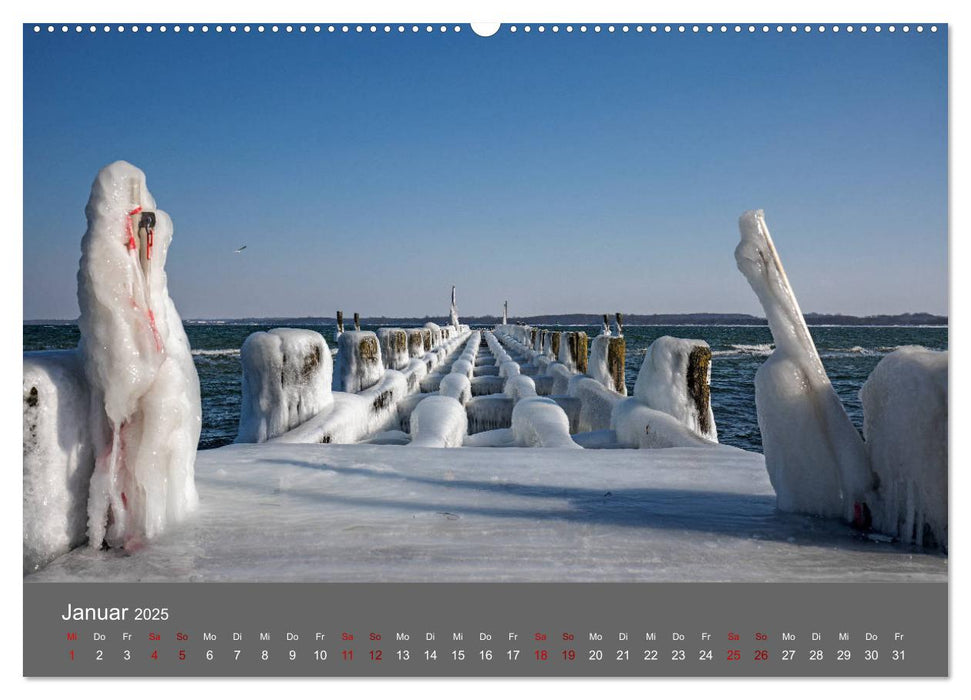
25,442 -> 946,583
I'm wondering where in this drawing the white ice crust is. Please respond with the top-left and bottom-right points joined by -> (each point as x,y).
735,210 -> 873,520
611,398 -> 716,449
860,347 -> 947,548
439,373 -> 472,405
236,328 -> 333,443
511,398 -> 581,448
78,161 -> 201,550
378,328 -> 410,370
409,396 -> 468,448
334,331 -> 384,393
23,351 -> 95,572
634,336 -> 717,441
589,333 -> 625,394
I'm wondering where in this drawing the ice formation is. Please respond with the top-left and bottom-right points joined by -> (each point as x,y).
334,331 -> 384,393
378,328 -> 410,371
589,333 -> 627,395
504,374 -> 537,401
511,398 -> 580,448
736,210 -> 873,520
236,328 -> 333,443
449,285 -> 459,329
439,373 -> 472,405
569,376 -> 623,432
466,396 -> 515,434
78,161 -> 201,549
407,329 -> 426,357
23,351 -> 94,572
424,322 -> 443,349
611,398 -> 717,449
860,347 -> 947,548
409,396 -> 468,448
633,336 -> 717,441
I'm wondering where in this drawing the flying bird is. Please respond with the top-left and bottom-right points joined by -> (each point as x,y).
234,245 -> 247,253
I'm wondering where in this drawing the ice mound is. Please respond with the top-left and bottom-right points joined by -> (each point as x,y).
78,161 -> 201,549
236,328 -> 333,443
334,331 -> 384,393
548,363 -> 574,395
634,336 -> 717,442
860,347 -> 947,548
736,210 -> 873,520
569,376 -> 623,432
611,398 -> 716,449
451,359 -> 474,380
409,396 -> 468,447
378,328 -> 410,370
23,351 -> 95,572
504,374 -> 537,401
511,398 -> 580,448
440,373 -> 472,405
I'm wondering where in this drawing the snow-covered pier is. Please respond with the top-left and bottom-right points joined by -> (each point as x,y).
23,163 -> 948,581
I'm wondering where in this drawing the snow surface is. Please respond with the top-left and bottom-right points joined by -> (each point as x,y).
860,347 -> 948,549
23,351 -> 94,573
634,336 -> 717,442
26,443 -> 946,583
236,328 -> 332,443
78,161 -> 201,550
736,210 -> 873,520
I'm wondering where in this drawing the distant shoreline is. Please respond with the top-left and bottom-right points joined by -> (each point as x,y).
24,312 -> 948,328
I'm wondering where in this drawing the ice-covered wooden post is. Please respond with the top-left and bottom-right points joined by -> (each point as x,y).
23,352 -> 94,572
551,331 -> 561,359
334,331 -> 384,393
378,328 -> 409,370
407,329 -> 426,357
335,310 -> 344,342
237,329 -> 333,443
590,334 -> 627,395
735,209 -> 873,521
502,300 -> 508,325
633,336 -> 716,441
558,331 -> 588,374
353,312 -> 361,331
78,161 -> 201,550
614,312 -> 624,336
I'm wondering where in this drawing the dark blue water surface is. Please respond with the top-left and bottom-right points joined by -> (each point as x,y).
23,323 -> 947,453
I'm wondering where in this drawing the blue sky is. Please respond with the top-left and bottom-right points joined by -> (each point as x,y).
23,25 -> 947,319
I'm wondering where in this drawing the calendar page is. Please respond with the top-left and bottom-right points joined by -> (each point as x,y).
21,16 -> 948,679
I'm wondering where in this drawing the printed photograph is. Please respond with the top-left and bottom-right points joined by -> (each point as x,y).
23,22 -> 947,583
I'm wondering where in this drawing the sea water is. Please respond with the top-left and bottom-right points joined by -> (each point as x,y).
23,323 -> 948,452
